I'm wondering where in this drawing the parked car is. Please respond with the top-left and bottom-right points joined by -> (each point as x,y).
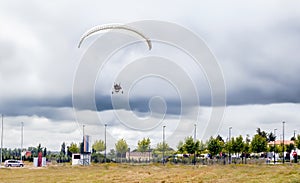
4,159 -> 24,167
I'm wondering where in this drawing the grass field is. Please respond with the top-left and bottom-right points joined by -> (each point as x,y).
1,163 -> 300,183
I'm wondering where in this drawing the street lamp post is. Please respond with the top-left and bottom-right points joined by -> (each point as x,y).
82,125 -> 85,151
294,130 -> 297,152
82,125 -> 85,166
83,125 -> 85,139
21,122 -> 24,161
104,124 -> 107,163
0,114 -> 3,167
128,148 -> 130,163
282,121 -> 285,164
274,128 -> 277,164
148,146 -> 151,163
194,124 -> 197,165
162,125 -> 166,165
229,127 -> 232,164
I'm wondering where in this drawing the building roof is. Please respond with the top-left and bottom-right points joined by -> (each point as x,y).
268,140 -> 295,145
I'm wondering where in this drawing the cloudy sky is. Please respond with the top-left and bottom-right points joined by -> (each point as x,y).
0,0 -> 300,151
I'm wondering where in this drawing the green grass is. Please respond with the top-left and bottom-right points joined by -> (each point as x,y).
1,163 -> 300,183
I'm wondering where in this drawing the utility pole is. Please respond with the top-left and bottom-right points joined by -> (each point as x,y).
128,148 -> 130,163
82,124 -> 85,166
83,125 -> 85,137
0,114 -> 3,167
229,127 -> 232,164
274,128 -> 277,164
194,124 -> 196,165
148,146 -> 151,163
83,124 -> 85,151
282,121 -> 285,164
104,124 -> 107,163
294,130 -> 297,152
162,125 -> 166,165
21,122 -> 24,161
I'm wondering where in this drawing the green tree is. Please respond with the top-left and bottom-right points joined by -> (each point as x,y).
183,136 -> 199,155
43,147 -> 47,157
115,138 -> 128,163
268,132 -> 276,142
177,141 -> 185,153
207,136 -> 223,157
60,142 -> 66,156
69,142 -> 80,154
137,138 -> 151,153
156,142 -> 169,152
295,135 -> 300,149
216,135 -> 224,143
256,128 -> 267,139
153,142 -> 174,161
251,134 -> 267,153
37,144 -> 43,153
198,140 -> 206,154
92,140 -> 105,153
291,136 -> 296,141
242,135 -> 251,164
285,143 -> 295,153
233,135 -> 244,156
225,138 -> 234,155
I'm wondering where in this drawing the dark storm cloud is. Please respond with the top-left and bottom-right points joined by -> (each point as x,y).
0,96 -> 72,119
228,87 -> 300,105
222,18 -> 300,105
95,95 -> 183,115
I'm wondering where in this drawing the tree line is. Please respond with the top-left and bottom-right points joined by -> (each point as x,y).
1,128 -> 300,164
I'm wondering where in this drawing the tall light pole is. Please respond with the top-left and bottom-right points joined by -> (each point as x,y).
148,146 -> 151,163
82,124 -> 85,151
21,122 -> 24,161
294,130 -> 297,152
162,125 -> 166,165
0,114 -> 3,167
83,125 -> 85,135
274,128 -> 277,164
229,127 -> 232,164
82,124 -> 85,165
104,124 -> 107,163
194,124 -> 197,165
128,148 -> 130,163
282,121 -> 285,164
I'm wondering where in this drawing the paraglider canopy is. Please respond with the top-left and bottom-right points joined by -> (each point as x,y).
78,24 -> 152,50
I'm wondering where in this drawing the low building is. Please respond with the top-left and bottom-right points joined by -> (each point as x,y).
126,151 -> 152,162
268,140 -> 295,146
72,153 -> 91,166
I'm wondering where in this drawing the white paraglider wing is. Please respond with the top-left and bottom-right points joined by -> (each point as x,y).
78,24 -> 152,50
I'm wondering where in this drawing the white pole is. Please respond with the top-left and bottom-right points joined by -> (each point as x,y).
104,124 -> 107,163
194,124 -> 196,165
162,125 -> 166,165
229,127 -> 232,164
282,121 -> 285,164
21,122 -> 24,161
0,114 -> 3,167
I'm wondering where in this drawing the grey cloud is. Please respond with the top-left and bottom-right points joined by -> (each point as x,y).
0,96 -> 72,119
219,18 -> 300,105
